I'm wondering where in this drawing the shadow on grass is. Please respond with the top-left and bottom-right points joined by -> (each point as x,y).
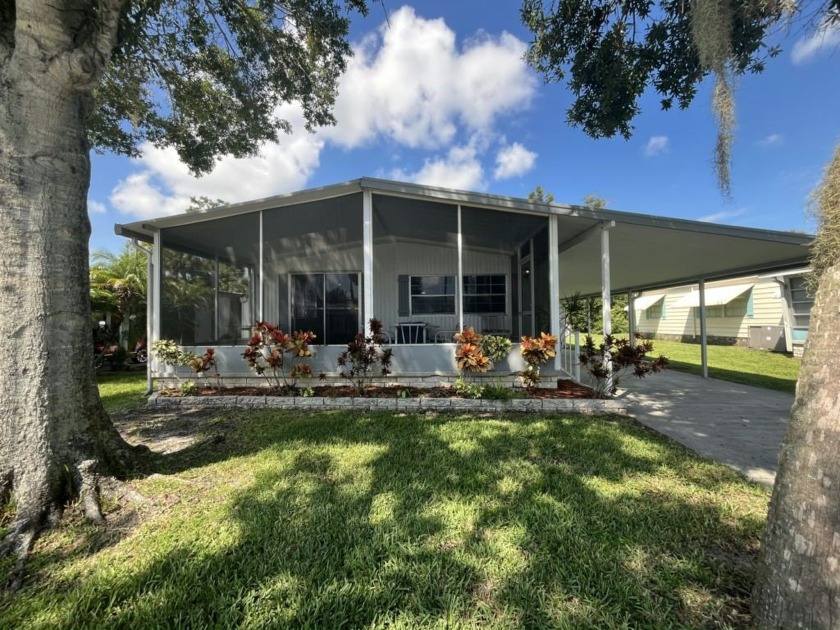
666,360 -> 796,394
2,411 -> 767,629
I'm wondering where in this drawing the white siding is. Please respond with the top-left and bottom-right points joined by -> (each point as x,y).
635,276 -> 787,341
261,239 -> 510,341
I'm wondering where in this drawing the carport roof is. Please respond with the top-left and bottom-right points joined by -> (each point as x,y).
115,177 -> 812,295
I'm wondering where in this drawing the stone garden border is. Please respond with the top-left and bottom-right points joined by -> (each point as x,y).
148,392 -> 626,415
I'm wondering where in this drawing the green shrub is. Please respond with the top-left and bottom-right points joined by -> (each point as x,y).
180,381 -> 198,396
580,334 -> 668,398
481,335 -> 512,364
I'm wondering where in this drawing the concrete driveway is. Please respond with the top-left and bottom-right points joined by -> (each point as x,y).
611,370 -> 794,487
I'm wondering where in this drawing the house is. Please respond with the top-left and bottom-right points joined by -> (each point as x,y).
631,269 -> 813,355
115,178 -> 811,381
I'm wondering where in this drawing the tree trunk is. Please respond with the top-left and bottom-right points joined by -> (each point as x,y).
0,0 -> 140,575
753,261 -> 840,628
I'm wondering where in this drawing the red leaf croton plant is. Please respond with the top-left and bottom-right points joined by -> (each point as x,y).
243,321 -> 316,392
519,332 -> 558,390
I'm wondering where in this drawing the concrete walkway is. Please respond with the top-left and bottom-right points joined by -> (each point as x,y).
610,370 -> 794,487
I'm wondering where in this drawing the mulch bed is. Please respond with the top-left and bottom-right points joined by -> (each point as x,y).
164,379 -> 595,399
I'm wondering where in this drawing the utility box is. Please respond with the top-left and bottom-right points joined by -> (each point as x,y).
749,325 -> 786,352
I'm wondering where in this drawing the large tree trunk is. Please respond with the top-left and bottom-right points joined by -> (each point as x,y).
0,0 -> 140,577
753,260 -> 840,627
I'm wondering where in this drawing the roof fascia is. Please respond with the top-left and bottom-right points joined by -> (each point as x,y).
611,258 -> 812,296
359,177 -> 569,218
568,205 -> 814,245
119,179 -> 364,234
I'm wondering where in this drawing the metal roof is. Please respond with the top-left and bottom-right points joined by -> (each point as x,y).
114,177 -> 812,295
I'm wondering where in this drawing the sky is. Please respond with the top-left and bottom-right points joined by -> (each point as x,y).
88,2 -> 840,254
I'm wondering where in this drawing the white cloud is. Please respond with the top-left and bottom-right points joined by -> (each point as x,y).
109,8 -> 536,220
493,143 -> 537,180
88,200 -> 107,214
792,20 -> 840,64
391,142 -> 485,191
324,7 -> 536,149
697,208 -> 746,223
758,133 -> 784,147
643,136 -> 669,157
110,104 -> 324,219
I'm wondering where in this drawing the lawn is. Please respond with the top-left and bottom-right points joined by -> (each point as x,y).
0,374 -> 770,628
644,339 -> 800,394
96,369 -> 149,414
568,334 -> 800,394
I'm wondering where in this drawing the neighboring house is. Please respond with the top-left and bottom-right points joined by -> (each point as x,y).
115,178 -> 811,379
632,269 -> 814,355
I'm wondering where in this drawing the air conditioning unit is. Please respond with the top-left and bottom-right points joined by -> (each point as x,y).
748,325 -> 786,352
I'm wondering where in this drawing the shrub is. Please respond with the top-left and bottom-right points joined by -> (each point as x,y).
188,348 -> 219,389
151,341 -> 220,390
453,377 -> 484,399
337,318 -> 394,395
580,334 -> 668,398
481,335 -> 512,364
519,332 -> 558,390
151,339 -> 198,384
242,322 -> 315,392
481,382 -> 517,401
180,381 -> 198,396
454,327 -> 491,379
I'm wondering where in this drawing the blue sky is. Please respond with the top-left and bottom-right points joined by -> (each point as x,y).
88,2 -> 840,254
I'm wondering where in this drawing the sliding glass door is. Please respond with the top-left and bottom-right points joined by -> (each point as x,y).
291,273 -> 360,344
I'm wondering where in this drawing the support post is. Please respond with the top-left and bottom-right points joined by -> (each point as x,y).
627,291 -> 635,340
456,204 -> 464,333
548,214 -> 561,372
258,210 -> 264,322
699,278 -> 708,378
601,224 -> 613,391
151,228 -> 162,376
363,189 -> 374,335
214,255 -> 220,342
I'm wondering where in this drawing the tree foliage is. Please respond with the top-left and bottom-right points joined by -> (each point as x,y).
89,0 -> 369,174
808,143 -> 840,287
521,0 -> 783,140
90,242 -> 148,319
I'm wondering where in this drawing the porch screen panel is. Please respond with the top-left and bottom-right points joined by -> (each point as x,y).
372,195 -> 458,342
263,194 -> 363,343
533,226 -> 551,334
160,242 -> 215,345
218,260 -> 253,344
461,206 -> 548,337
160,212 -> 259,346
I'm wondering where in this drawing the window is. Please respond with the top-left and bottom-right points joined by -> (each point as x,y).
408,275 -> 507,315
290,273 -> 360,344
410,276 -> 455,314
788,276 -> 814,342
645,302 -> 664,320
696,290 -> 752,318
463,275 -> 506,313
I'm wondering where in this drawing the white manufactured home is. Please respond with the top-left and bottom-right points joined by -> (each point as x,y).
632,270 -> 813,355
115,178 -> 812,381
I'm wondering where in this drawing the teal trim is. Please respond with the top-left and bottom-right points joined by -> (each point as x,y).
746,289 -> 754,317
661,298 -> 667,320
792,329 -> 808,342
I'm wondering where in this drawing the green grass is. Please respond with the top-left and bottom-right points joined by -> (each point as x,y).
0,409 -> 769,629
569,334 -> 800,393
97,370 -> 147,413
644,339 -> 800,393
